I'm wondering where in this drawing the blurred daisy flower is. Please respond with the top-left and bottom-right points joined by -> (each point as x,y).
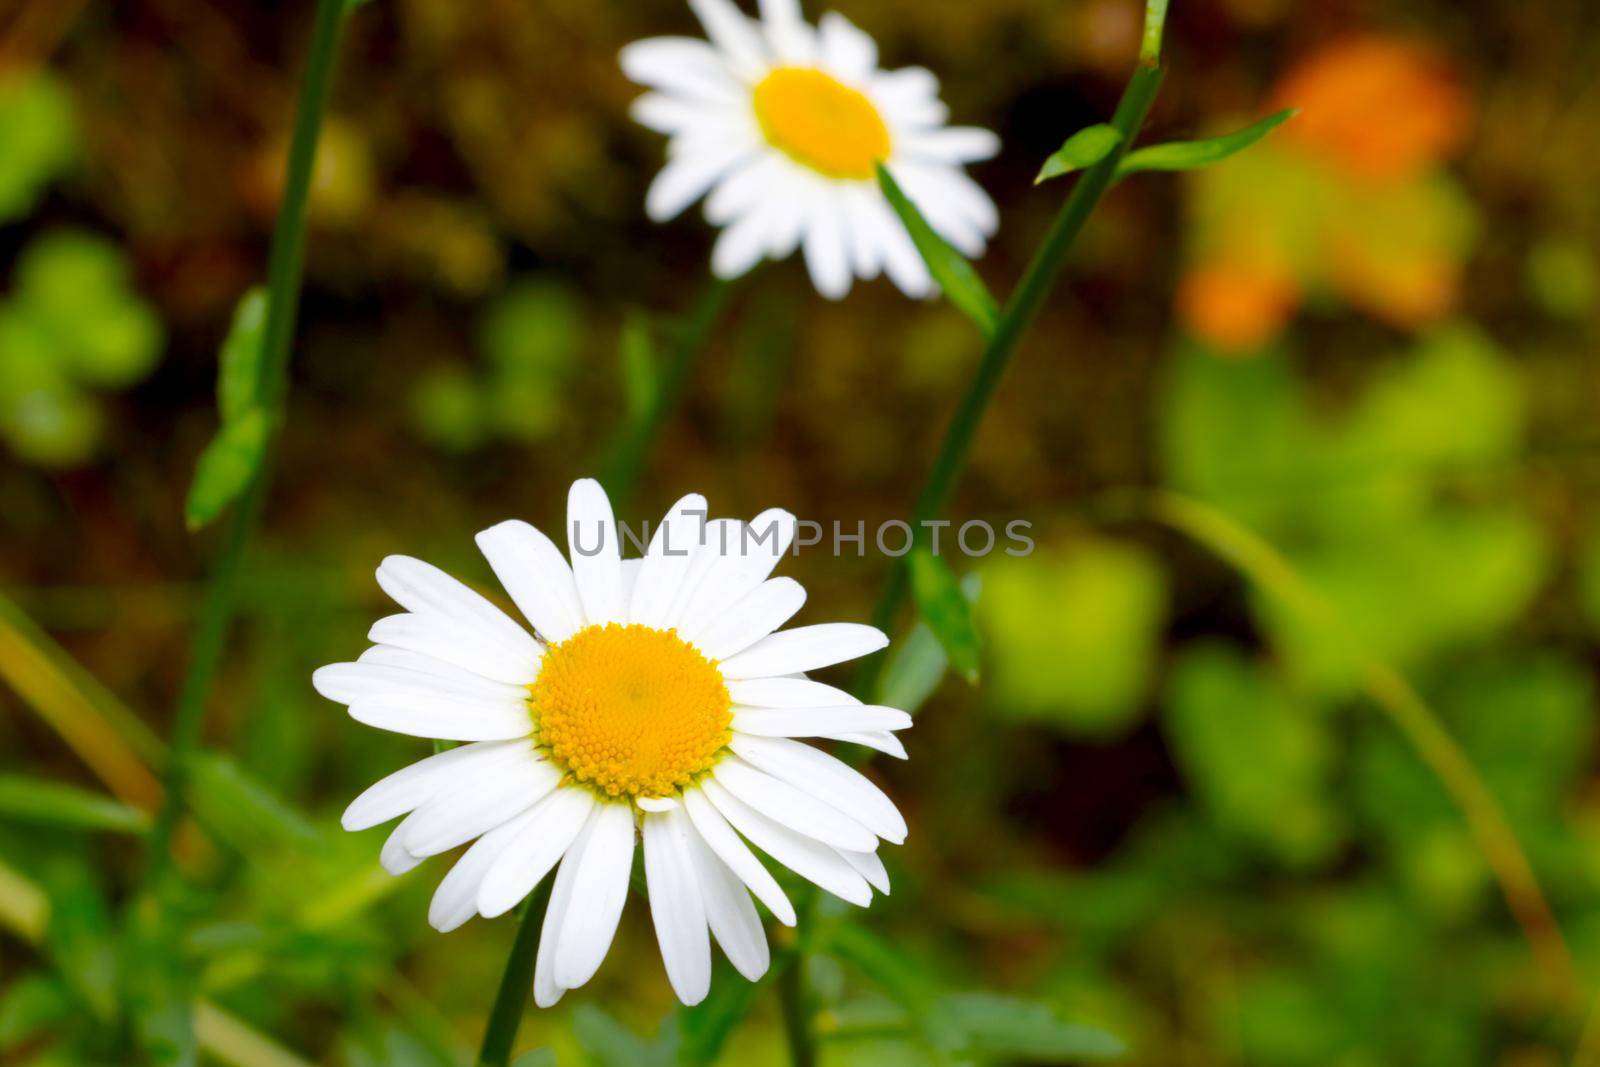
622,0 -> 999,299
314,479 -> 910,1006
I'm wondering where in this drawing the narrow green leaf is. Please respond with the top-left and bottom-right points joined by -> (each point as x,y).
907,550 -> 981,684
217,288 -> 269,424
876,572 -> 980,713
1034,124 -> 1122,184
620,311 -> 658,422
1117,108 -> 1296,176
0,775 -> 150,834
184,408 -> 269,531
827,924 -> 964,1052
876,164 -> 1000,336
1140,0 -> 1170,65
940,992 -> 1126,1061
185,750 -> 322,854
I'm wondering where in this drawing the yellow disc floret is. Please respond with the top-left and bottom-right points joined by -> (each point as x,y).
753,67 -> 891,180
531,623 -> 732,799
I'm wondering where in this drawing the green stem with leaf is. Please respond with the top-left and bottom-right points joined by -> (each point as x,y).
143,0 -> 349,886
854,57 -> 1164,696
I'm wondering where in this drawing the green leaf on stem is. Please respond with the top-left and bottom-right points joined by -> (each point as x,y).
217,288 -> 269,423
876,164 -> 1000,337
1117,109 -> 1296,176
1034,124 -> 1122,184
184,408 -> 269,531
0,775 -> 150,834
907,550 -> 981,683
1140,0 -> 1170,65
876,572 -> 980,713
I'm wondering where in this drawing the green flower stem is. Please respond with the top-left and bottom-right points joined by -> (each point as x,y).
855,61 -> 1164,696
476,878 -> 555,1067
142,0 -> 349,883
778,947 -> 817,1067
601,276 -> 736,507
1142,489 -> 1580,1008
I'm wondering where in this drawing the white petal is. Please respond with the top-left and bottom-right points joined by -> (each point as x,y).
315,662 -> 533,740
366,613 -> 538,686
802,192 -> 853,300
705,153 -> 784,226
726,676 -> 859,708
664,519 -> 745,628
648,141 -> 756,222
711,204 -> 775,279
553,802 -> 636,989
380,820 -> 425,875
428,803 -> 548,932
699,778 -> 872,906
684,817 -> 770,980
823,730 -> 908,759
643,808 -> 712,1005
817,12 -> 877,85
729,734 -> 906,843
342,738 -> 535,831
837,846 -> 890,894
357,643 -> 490,683
476,520 -> 586,644
689,0 -> 770,79
401,753 -> 561,856
712,757 -> 877,851
631,493 -> 709,627
733,704 -> 910,738
637,795 -> 679,812
758,0 -> 814,62
898,126 -> 1000,164
718,623 -> 888,679
681,787 -> 796,925
677,508 -> 796,637
567,479 -> 624,626
871,67 -> 945,128
477,787 -> 597,918
374,555 -> 537,655
534,809 -> 595,1008
842,183 -> 886,280
347,700 -> 531,742
631,91 -> 721,135
690,577 -> 806,659
620,37 -> 744,103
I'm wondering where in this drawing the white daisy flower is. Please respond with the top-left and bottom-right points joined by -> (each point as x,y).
313,478 -> 911,1006
622,0 -> 1000,300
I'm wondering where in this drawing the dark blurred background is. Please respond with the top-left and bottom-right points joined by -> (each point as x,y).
3,0 -> 1600,1063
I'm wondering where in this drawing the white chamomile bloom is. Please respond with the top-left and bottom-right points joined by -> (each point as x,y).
622,0 -> 1000,300
313,478 -> 910,1007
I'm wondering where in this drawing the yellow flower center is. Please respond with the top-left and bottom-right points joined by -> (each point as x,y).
531,623 -> 732,799
752,67 -> 891,181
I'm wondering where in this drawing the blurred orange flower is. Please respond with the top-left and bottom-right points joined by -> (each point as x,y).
1273,36 -> 1468,183
1177,34 -> 1476,355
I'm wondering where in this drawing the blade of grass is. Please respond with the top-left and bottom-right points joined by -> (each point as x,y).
0,589 -> 164,808
1141,488 -> 1579,1008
